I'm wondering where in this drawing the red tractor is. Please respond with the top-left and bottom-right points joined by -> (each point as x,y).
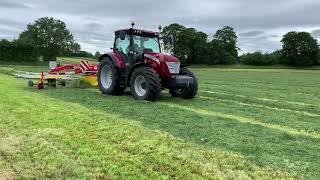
97,25 -> 198,101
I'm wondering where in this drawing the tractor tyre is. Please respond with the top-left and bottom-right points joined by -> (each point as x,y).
98,58 -> 125,96
169,89 -> 181,97
169,67 -> 198,99
130,66 -> 161,101
48,79 -> 56,87
37,83 -> 44,90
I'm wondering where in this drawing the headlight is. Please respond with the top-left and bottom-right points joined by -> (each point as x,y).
166,62 -> 180,74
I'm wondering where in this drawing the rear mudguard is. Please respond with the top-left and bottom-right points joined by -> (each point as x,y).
98,52 -> 126,87
98,52 -> 126,69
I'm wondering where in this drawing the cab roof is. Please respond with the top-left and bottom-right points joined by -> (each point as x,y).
115,28 -> 160,37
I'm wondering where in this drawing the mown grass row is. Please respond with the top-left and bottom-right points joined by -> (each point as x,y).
0,74 -> 293,179
1,66 -> 320,179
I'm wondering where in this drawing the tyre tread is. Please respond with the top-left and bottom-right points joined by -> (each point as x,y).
130,66 -> 161,101
97,58 -> 125,96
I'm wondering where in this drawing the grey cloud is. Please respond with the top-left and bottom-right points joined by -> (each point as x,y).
73,31 -> 113,43
0,19 -> 26,39
311,29 -> 320,38
238,34 -> 283,53
175,0 -> 320,31
1,0 -> 320,53
0,27 -> 20,39
270,35 -> 279,38
85,22 -> 104,29
0,0 -> 30,8
0,18 -> 25,28
239,31 -> 264,37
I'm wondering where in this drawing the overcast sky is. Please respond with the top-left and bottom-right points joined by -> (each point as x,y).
1,0 -> 320,54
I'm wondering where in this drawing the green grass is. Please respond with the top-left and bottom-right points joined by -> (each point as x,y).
0,61 -> 320,179
57,57 -> 98,64
0,57 -> 98,74
190,64 -> 320,70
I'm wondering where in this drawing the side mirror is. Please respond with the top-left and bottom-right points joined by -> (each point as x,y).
119,31 -> 126,40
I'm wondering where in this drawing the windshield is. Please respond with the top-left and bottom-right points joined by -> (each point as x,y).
133,35 -> 161,53
115,35 -> 161,54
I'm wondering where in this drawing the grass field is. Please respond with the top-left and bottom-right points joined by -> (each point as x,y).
0,57 -> 98,75
0,60 -> 320,179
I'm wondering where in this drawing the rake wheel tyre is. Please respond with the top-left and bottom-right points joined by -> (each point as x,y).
28,80 -> 33,87
37,83 -> 44,90
130,66 -> 161,101
98,58 -> 125,96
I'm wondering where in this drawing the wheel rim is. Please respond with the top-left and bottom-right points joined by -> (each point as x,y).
100,65 -> 113,89
134,75 -> 147,97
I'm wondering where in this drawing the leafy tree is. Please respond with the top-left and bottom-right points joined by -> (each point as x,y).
206,43 -> 225,64
240,52 -> 280,66
207,43 -> 238,65
0,39 -> 38,62
207,26 -> 239,64
281,31 -> 319,66
175,28 -> 209,64
68,42 -> 81,56
162,24 -> 210,64
162,23 -> 239,65
73,51 -> 93,58
94,51 -> 101,59
212,26 -> 239,59
19,17 -> 77,61
0,39 -> 13,61
161,23 -> 186,53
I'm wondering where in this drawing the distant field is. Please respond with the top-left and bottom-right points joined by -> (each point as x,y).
56,57 -> 98,64
0,59 -> 320,179
0,57 -> 98,74
0,57 -> 99,73
191,64 -> 320,70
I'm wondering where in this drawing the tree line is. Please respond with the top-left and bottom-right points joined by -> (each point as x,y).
162,24 -> 239,65
240,32 -> 320,66
162,23 -> 320,66
0,39 -> 38,62
0,17 -> 99,62
1,17 -> 320,66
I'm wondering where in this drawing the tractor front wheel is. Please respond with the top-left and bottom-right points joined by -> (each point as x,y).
130,66 -> 161,101
169,67 -> 198,99
98,58 -> 125,95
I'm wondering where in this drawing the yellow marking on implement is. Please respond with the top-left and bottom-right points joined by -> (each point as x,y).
84,75 -> 98,86
46,75 -> 63,79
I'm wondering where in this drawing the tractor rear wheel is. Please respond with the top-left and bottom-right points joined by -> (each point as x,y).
130,66 -> 161,101
98,58 -> 125,95
169,67 -> 198,99
169,89 -> 182,97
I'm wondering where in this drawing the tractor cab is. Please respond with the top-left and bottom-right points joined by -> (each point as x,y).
113,28 -> 161,65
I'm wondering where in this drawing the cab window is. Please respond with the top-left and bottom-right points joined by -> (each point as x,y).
115,35 -> 130,54
133,35 -> 160,53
